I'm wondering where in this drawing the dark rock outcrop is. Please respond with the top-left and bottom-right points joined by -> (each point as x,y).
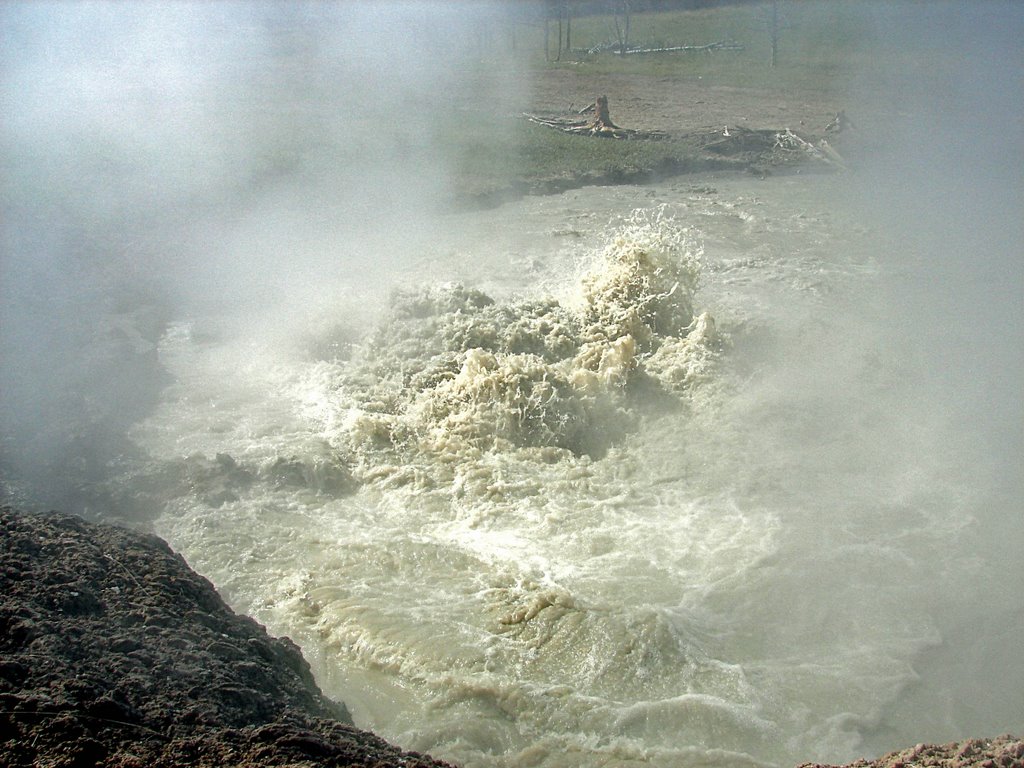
798,735 -> 1024,768
0,506 -> 454,767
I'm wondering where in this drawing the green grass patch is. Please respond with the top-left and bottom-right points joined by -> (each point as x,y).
511,123 -> 710,179
531,2 -> 956,93
437,1 -> 965,202
437,114 -> 724,204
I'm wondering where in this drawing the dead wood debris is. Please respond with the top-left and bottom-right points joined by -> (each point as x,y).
774,128 -> 848,169
703,124 -> 848,170
586,40 -> 743,55
825,110 -> 856,134
615,40 -> 744,55
525,95 -> 667,140
524,98 -> 850,171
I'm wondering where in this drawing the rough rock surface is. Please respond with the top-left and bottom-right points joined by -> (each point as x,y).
0,506 -> 453,768
797,735 -> 1024,768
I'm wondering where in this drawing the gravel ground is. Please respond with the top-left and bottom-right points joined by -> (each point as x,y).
797,736 -> 1024,768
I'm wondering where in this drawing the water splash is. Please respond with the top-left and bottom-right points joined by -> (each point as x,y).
309,208 -> 719,495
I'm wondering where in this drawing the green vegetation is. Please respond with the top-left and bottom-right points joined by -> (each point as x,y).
531,2 -> 954,91
434,1 -> 964,204
445,121 -> 719,200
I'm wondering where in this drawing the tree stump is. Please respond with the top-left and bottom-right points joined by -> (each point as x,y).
589,96 -> 620,132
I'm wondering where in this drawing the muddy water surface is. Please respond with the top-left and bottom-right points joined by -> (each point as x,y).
131,173 -> 1022,767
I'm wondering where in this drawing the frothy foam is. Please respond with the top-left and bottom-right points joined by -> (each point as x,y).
118,180 -> 1011,768
311,207 -> 718,496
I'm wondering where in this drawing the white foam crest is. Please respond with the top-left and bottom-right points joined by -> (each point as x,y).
406,677 -> 778,768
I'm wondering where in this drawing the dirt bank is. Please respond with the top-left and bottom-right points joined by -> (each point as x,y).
450,65 -> 865,209
525,68 -> 844,135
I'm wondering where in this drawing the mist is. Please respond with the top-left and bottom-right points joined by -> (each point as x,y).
783,2 -> 1024,743
1,2 -> 1022,764
847,2 -> 1023,571
1,1 -> 520,510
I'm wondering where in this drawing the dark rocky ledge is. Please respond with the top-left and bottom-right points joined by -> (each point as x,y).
0,506 -> 453,768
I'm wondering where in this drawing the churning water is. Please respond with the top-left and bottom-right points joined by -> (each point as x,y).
3,3 -> 1020,764
117,173 -> 1021,767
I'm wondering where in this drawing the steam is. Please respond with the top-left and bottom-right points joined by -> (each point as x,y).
843,2 -> 1024,556
0,1 -> 518,509
1,2 -> 1021,761
798,2 -> 1024,745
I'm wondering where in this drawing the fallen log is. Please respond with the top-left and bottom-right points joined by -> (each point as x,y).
615,40 -> 744,54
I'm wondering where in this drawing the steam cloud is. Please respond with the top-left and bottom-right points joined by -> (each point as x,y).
795,3 -> 1024,743
0,2 -> 1021,756
1,1 -> 518,509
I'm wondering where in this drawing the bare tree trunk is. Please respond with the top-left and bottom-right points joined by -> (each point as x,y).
544,15 -> 550,61
770,0 -> 779,67
614,1 -> 631,55
566,2 -> 572,53
593,95 -> 616,128
556,13 -> 563,61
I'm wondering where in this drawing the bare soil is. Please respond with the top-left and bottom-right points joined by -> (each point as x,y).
524,68 -> 845,135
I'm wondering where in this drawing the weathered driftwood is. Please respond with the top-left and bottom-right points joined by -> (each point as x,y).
525,96 -> 666,140
586,39 -> 742,55
526,98 -> 849,171
774,128 -> 848,170
824,110 -> 856,134
615,40 -> 744,55
526,113 -> 635,139
703,125 -> 848,170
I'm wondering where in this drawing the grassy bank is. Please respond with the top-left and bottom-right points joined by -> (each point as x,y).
532,2 -> 960,93
444,121 -> 742,207
432,1 -> 965,203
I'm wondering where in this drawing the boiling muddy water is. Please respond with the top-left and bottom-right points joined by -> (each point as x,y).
3,4 -> 1020,765
121,173 -> 1021,767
